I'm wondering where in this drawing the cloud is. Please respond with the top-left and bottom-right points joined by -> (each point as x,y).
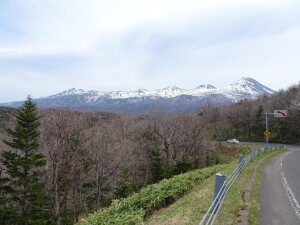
1,0 -> 297,54
0,0 -> 300,102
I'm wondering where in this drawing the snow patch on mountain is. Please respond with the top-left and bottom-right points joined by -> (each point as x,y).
0,77 -> 275,113
216,77 -> 273,100
48,77 -> 273,102
196,84 -> 216,90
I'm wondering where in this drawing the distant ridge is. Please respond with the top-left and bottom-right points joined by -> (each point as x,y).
0,77 -> 274,113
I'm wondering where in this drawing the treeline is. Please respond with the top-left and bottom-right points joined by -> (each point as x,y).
0,99 -> 218,224
200,84 -> 300,144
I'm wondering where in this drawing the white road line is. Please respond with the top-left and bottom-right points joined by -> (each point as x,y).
280,161 -> 300,220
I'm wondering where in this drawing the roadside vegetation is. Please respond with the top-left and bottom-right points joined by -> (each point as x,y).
77,165 -> 224,225
246,149 -> 286,225
145,148 -> 285,225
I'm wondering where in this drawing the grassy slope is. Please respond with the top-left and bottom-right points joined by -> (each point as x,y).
146,149 -> 285,225
77,165 -> 224,225
145,161 -> 237,225
76,145 -> 284,225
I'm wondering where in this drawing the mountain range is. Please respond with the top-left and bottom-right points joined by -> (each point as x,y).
1,77 -> 274,113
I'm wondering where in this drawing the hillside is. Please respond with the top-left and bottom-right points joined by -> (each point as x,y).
0,107 -> 221,224
77,146 -> 284,225
200,84 -> 300,144
0,84 -> 298,224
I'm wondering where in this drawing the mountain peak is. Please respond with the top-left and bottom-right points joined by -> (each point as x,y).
196,84 -> 216,90
231,77 -> 257,86
153,86 -> 185,98
160,86 -> 183,91
223,77 -> 274,97
52,88 -> 86,97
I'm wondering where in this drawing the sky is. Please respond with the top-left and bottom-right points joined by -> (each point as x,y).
0,0 -> 300,102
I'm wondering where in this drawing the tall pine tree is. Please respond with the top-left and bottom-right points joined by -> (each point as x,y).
0,96 -> 52,225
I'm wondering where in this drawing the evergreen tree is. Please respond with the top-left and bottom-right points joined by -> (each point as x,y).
149,148 -> 165,183
0,96 -> 52,225
141,127 -> 166,183
173,156 -> 193,175
254,105 -> 264,141
114,167 -> 134,199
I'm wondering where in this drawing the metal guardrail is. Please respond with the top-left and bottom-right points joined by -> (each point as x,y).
199,144 -> 285,225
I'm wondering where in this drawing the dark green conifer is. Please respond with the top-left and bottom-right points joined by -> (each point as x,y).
149,148 -> 165,183
0,96 -> 52,225
114,167 -> 135,199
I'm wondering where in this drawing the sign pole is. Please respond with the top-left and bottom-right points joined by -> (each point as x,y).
264,110 -> 287,145
265,113 -> 268,145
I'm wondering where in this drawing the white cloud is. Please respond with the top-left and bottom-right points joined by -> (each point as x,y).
0,0 -> 300,102
2,0 -> 297,54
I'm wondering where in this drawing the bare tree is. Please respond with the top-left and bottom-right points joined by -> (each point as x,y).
41,109 -> 94,224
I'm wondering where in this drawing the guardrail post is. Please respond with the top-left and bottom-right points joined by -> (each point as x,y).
238,154 -> 244,173
250,150 -> 254,162
212,173 -> 227,213
264,146 -> 267,153
257,148 -> 261,156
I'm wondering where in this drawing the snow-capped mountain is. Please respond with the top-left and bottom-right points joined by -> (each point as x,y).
1,77 -> 274,113
218,77 -> 273,98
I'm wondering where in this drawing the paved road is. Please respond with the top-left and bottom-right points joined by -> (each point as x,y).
260,145 -> 300,225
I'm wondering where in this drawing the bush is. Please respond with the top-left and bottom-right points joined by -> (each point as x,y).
77,164 -> 224,225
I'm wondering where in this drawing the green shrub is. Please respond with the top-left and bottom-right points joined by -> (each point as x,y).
77,164 -> 224,225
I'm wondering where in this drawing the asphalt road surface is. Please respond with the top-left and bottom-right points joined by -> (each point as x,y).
260,145 -> 300,225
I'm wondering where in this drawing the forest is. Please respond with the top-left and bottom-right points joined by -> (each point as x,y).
0,84 -> 299,224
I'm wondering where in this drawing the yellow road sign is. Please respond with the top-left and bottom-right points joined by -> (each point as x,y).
264,130 -> 270,136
